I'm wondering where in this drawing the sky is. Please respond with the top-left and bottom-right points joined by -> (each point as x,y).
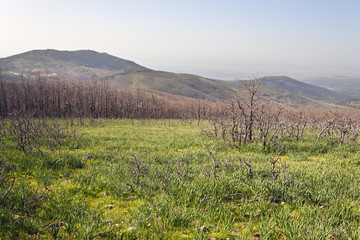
1,0 -> 360,80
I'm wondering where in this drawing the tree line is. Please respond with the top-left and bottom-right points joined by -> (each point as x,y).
0,72 -> 226,120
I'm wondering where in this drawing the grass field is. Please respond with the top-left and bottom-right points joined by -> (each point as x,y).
1,119 -> 360,239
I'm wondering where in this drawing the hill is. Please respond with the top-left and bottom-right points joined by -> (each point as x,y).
0,49 -> 239,100
100,70 -> 240,100
0,49 -> 149,80
0,49 -> 353,108
233,76 -> 352,101
102,71 -> 327,106
300,76 -> 360,99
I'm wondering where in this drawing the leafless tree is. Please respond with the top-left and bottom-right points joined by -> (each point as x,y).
237,75 -> 265,143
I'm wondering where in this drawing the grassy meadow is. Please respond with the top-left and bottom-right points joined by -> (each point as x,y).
1,119 -> 360,239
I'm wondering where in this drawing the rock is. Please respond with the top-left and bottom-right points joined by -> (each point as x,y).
105,204 -> 115,209
200,225 -> 210,233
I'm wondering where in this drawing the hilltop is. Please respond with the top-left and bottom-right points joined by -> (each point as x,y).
0,49 -> 149,80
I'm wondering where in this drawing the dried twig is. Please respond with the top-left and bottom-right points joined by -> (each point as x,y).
208,145 -> 220,179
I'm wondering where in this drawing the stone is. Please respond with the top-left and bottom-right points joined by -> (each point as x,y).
105,204 -> 115,209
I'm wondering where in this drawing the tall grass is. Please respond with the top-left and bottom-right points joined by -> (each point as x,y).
0,119 -> 359,239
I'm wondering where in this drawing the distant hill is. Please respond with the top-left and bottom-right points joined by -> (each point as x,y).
0,49 -> 354,108
100,70 -> 240,100
300,76 -> 360,99
263,76 -> 349,100
101,71 -> 326,106
0,49 -> 149,80
234,76 -> 351,101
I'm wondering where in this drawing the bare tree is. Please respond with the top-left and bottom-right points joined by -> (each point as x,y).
9,111 -> 41,155
237,75 -> 265,143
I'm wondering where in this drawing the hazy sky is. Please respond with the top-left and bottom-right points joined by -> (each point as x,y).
1,0 -> 360,80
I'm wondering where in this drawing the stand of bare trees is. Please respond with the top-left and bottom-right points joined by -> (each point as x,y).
0,74 -> 226,121
204,77 -> 360,148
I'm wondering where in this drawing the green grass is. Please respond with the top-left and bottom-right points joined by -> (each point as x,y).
1,119 -> 360,239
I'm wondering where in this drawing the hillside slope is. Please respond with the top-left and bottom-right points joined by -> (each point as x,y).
0,49 -> 149,80
101,71 -> 327,107
233,76 -> 349,101
0,49 -> 346,108
101,70 -> 239,100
